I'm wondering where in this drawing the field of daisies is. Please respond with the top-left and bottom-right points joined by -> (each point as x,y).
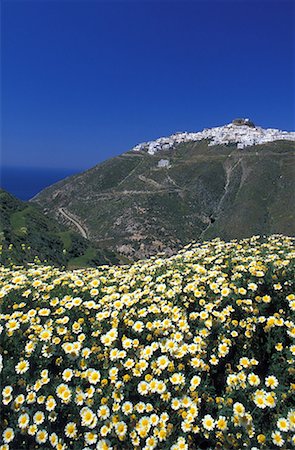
0,235 -> 295,450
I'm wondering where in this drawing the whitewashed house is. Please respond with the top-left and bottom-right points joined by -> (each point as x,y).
158,159 -> 170,168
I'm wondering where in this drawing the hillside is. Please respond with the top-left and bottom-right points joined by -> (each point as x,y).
32,122 -> 295,259
0,235 -> 294,449
0,189 -> 125,267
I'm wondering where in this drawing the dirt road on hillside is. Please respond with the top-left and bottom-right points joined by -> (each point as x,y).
59,208 -> 88,239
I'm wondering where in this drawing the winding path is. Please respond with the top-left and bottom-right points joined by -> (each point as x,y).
58,207 -> 88,239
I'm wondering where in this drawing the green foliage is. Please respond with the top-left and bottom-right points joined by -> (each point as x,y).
0,190 -> 123,268
32,140 -> 295,260
58,231 -> 72,251
0,235 -> 294,449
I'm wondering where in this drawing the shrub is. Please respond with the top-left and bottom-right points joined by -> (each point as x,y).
0,235 -> 294,449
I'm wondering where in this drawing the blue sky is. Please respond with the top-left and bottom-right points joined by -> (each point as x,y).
2,0 -> 295,169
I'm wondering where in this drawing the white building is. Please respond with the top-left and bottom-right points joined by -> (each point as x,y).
131,120 -> 295,154
158,159 -> 170,168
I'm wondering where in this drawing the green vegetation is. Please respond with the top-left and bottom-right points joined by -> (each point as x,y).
58,231 -> 72,251
67,246 -> 121,268
10,207 -> 30,232
0,235 -> 294,449
0,190 -> 124,267
33,140 -> 295,260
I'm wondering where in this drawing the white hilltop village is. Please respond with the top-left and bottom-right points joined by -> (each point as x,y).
132,118 -> 295,155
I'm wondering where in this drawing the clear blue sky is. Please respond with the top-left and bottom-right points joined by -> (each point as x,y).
2,0 -> 295,169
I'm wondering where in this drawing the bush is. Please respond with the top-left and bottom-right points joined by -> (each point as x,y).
0,235 -> 294,449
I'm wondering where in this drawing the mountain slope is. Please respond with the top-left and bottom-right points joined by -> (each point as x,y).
32,122 -> 295,259
0,189 -> 125,267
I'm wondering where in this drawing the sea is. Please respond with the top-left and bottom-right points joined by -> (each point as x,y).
0,166 -> 80,201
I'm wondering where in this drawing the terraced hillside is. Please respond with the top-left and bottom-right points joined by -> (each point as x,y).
32,138 -> 295,259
